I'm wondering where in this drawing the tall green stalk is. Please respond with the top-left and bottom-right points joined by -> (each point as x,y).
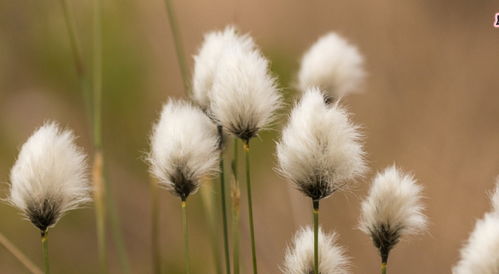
92,0 -> 131,273
59,0 -> 130,272
92,0 -> 108,271
163,0 -> 190,94
231,139 -> 240,274
40,231 -> 49,274
200,182 -> 223,274
219,152 -> 231,274
381,262 -> 387,274
151,180 -> 161,274
58,0 -> 92,116
243,140 -> 258,274
181,199 -> 191,274
313,200 -> 319,274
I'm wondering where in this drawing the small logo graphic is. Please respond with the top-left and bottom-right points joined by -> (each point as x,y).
495,13 -> 499,28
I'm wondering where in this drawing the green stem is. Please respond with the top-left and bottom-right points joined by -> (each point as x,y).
244,140 -> 257,274
163,0 -> 190,95
107,179 -> 131,274
200,183 -> 222,274
41,231 -> 49,274
92,0 -> 130,272
181,199 -> 191,274
313,200 -> 319,274
92,0 -> 107,270
93,152 -> 108,274
151,180 -> 161,274
220,153 -> 231,274
231,139 -> 240,274
93,0 -> 102,149
381,262 -> 387,274
58,0 -> 92,118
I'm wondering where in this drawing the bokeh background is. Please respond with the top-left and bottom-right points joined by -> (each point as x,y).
1,0 -> 498,273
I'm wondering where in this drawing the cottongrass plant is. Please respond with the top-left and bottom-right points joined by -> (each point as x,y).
191,25 -> 256,274
276,88 -> 366,274
8,122 -> 91,274
298,33 -> 365,102
148,100 -> 220,274
206,27 -> 282,274
359,165 -> 427,274
453,178 -> 499,274
192,26 -> 255,111
282,227 -> 349,274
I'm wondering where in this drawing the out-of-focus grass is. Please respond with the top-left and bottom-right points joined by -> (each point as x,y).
0,0 -> 498,273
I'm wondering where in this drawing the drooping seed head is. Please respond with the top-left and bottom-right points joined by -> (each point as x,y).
298,32 -> 365,101
9,122 -> 91,232
282,226 -> 350,274
148,100 -> 220,200
276,88 -> 366,201
359,165 -> 427,262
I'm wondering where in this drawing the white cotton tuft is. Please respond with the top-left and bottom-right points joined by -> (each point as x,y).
191,26 -> 256,111
359,165 -> 427,260
282,226 -> 350,274
209,38 -> 282,141
148,100 -> 219,200
9,122 -> 90,232
276,87 -> 366,201
453,178 -> 499,274
298,32 -> 365,99
489,176 -> 499,213
452,213 -> 499,274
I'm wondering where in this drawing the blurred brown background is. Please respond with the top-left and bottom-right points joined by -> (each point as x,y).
0,0 -> 498,273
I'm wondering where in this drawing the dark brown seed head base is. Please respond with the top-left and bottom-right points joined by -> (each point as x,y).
26,197 -> 62,232
369,223 -> 402,264
169,167 -> 196,201
298,178 -> 334,201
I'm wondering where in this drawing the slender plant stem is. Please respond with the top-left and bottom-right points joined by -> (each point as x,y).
58,0 -> 92,117
92,0 -> 107,271
92,0 -> 130,272
244,140 -> 258,274
163,0 -> 190,95
219,152 -> 231,274
313,200 -> 319,274
92,152 -> 108,273
381,262 -> 387,274
40,231 -> 49,274
231,139 -> 240,274
107,183 -> 131,274
151,179 -> 161,274
0,232 -> 42,274
200,181 -> 222,274
181,199 -> 191,274
93,0 -> 102,148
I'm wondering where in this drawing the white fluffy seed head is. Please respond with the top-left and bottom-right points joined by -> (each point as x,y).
282,226 -> 350,274
209,38 -> 282,140
489,176 -> 499,213
453,213 -> 499,274
298,32 -> 365,100
191,26 -> 256,111
9,122 -> 90,232
453,179 -> 499,274
359,165 -> 427,259
148,100 -> 219,200
276,87 -> 366,201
